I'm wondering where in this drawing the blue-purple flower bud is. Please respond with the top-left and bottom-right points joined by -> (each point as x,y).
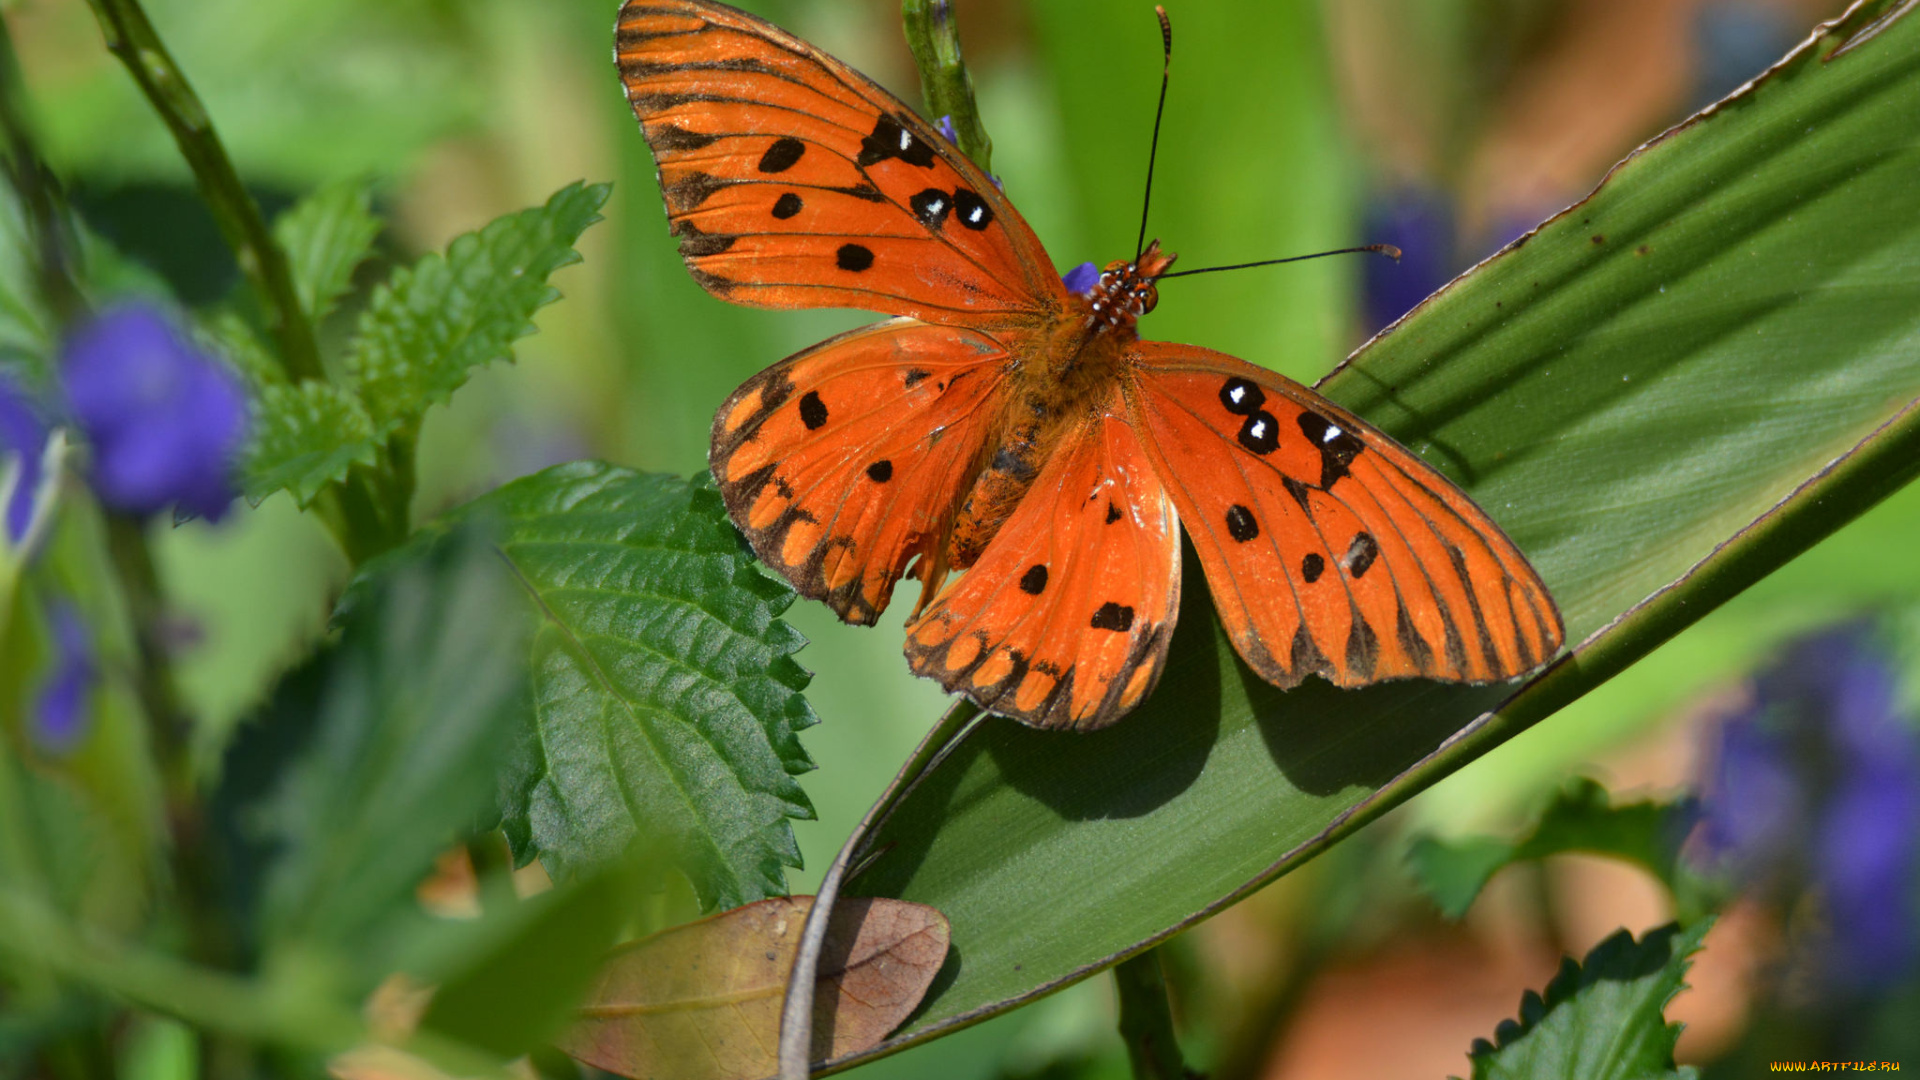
60,305 -> 248,522
1062,262 -> 1099,297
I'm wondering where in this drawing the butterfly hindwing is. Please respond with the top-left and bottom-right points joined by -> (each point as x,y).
1128,343 -> 1563,690
903,394 -> 1180,730
712,318 -> 1011,624
616,0 -> 1064,325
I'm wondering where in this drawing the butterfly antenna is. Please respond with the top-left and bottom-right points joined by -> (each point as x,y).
1134,5 -> 1174,262
1159,244 -> 1403,279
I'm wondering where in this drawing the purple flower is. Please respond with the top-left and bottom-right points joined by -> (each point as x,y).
1062,262 -> 1099,297
1,373 -> 48,543
1694,622 -> 1920,994
1362,186 -> 1456,335
935,114 -> 959,145
33,602 -> 95,754
60,305 -> 248,522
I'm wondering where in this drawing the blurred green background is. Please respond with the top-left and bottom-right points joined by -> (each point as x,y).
16,0 -> 1913,1074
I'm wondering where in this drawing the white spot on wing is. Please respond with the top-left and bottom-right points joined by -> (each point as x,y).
1322,424 -> 1342,443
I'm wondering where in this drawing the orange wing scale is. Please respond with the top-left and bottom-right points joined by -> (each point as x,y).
616,0 -> 1065,326
711,319 -> 1009,625
1127,343 -> 1563,691
904,395 -> 1181,730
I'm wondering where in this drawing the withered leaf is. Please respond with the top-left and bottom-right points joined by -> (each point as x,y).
558,895 -> 949,1079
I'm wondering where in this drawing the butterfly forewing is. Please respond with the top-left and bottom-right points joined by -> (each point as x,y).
1127,343 -> 1563,690
903,397 -> 1181,730
616,0 -> 1064,326
711,319 -> 1011,624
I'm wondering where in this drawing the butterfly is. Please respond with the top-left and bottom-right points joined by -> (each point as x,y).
615,0 -> 1564,730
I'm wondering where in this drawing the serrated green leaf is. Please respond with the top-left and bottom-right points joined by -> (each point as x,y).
1411,779 -> 1696,919
228,529 -> 530,980
1466,920 -> 1712,1080
346,181 -> 607,434
438,462 -> 817,912
272,180 -> 382,326
240,380 -> 379,506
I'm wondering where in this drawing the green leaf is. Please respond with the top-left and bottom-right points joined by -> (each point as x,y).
832,3 -> 1920,1063
346,181 -> 607,435
240,380 -> 379,506
1466,920 -> 1712,1080
439,463 -> 817,911
231,528 -> 530,978
1409,779 -> 1696,920
272,179 -> 382,326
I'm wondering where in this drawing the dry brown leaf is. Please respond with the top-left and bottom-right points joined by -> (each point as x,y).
557,895 -> 950,1079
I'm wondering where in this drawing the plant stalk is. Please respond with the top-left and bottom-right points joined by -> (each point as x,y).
901,0 -> 993,171
81,0 -> 323,384
1114,948 -> 1191,1080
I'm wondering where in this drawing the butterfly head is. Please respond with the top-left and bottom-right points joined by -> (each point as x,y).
1088,241 -> 1178,333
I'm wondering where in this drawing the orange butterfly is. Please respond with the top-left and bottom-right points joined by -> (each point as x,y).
615,0 -> 1564,730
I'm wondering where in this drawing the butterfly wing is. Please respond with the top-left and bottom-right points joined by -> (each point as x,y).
1127,342 -> 1563,690
616,0 -> 1064,326
903,394 -> 1180,730
711,318 -> 1012,625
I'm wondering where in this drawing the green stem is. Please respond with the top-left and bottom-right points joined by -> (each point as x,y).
81,0 -> 322,384
1113,948 -> 1191,1080
901,0 -> 993,171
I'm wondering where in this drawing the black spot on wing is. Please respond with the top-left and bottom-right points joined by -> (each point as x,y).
1090,602 -> 1135,632
953,187 -> 993,230
1105,501 -> 1122,524
771,192 -> 803,219
836,244 -> 874,272
1237,410 -> 1280,455
910,189 -> 950,229
903,368 -> 931,388
1219,377 -> 1266,416
857,114 -> 937,168
1301,553 -> 1325,583
1020,564 -> 1048,595
1296,411 -> 1366,489
1345,532 -> 1379,578
758,137 -> 806,173
866,460 -> 892,482
1225,504 -> 1259,542
799,391 -> 828,430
